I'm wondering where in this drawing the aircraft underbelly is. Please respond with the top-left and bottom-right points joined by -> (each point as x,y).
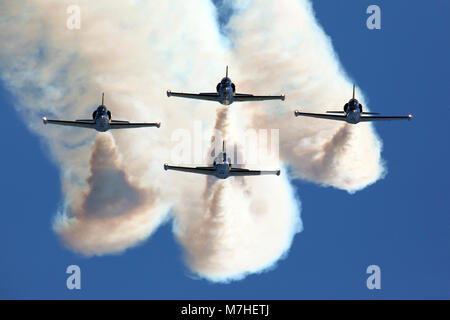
222,97 -> 232,105
96,119 -> 110,131
347,113 -> 359,124
215,164 -> 230,178
219,91 -> 233,105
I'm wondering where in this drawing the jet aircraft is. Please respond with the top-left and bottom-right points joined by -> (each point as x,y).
294,85 -> 412,124
43,93 -> 161,132
167,66 -> 285,106
164,141 -> 280,179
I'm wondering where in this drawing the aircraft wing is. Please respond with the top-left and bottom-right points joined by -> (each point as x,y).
164,164 -> 216,176
294,110 -> 347,122
167,90 -> 219,102
42,117 -> 97,129
359,115 -> 413,122
234,93 -> 285,102
229,168 -> 280,176
109,120 -> 160,129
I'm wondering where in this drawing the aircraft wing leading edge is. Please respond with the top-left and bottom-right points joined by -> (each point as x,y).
163,164 -> 216,176
43,118 -> 97,129
294,111 -> 347,122
359,115 -> 412,122
234,93 -> 285,102
229,168 -> 280,176
109,122 -> 161,129
167,91 -> 219,102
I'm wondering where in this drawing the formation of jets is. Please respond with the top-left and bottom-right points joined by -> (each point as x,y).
42,67 -> 413,179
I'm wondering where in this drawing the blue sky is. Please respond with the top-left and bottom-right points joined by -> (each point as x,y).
0,0 -> 449,299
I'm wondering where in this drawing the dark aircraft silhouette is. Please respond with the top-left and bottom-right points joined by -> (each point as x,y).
43,93 -> 161,132
167,66 -> 285,106
294,85 -> 412,124
164,141 -> 280,179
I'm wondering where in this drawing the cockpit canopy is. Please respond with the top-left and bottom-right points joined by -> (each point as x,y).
92,105 -> 111,119
344,99 -> 363,113
213,152 -> 231,167
221,77 -> 231,85
217,77 -> 235,93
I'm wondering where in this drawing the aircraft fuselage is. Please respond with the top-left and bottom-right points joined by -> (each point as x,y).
345,98 -> 362,124
215,162 -> 231,179
93,105 -> 112,132
217,77 -> 235,105
213,152 -> 231,178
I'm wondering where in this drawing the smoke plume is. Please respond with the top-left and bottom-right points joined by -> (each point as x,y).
225,0 -> 386,192
172,107 -> 302,282
53,134 -> 169,255
0,0 -> 385,282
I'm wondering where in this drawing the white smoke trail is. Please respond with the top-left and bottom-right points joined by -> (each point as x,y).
170,0 -> 387,280
225,0 -> 386,193
54,134 -> 168,255
171,107 -> 302,282
0,0 -> 385,282
0,0 -> 226,255
174,172 -> 302,282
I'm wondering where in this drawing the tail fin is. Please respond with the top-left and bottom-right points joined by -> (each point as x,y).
226,66 -> 228,78
352,84 -> 355,99
222,140 -> 226,162
102,92 -> 105,105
